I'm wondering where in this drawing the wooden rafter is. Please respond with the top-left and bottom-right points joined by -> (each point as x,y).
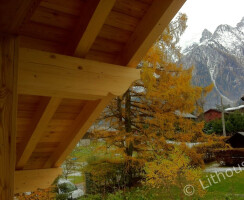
43,94 -> 114,168
0,0 -> 41,33
18,48 -> 140,99
16,97 -> 61,169
65,0 -> 116,57
116,0 -> 186,67
15,168 -> 62,194
0,0 -> 187,195
0,36 -> 18,199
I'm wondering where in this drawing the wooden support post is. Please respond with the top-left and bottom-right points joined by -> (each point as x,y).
0,36 -> 18,199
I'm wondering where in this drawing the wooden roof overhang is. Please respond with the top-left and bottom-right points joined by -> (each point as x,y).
0,0 -> 186,197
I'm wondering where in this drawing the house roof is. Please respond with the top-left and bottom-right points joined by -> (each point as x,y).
175,111 -> 197,119
225,105 -> 244,112
204,109 -> 221,113
238,132 -> 244,136
0,0 -> 186,194
226,132 -> 244,148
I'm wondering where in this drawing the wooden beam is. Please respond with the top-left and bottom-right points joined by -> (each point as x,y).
0,0 -> 41,33
0,36 -> 18,199
116,0 -> 186,67
16,97 -> 61,169
44,94 -> 114,168
15,168 -> 62,194
18,48 -> 140,99
65,0 -> 116,57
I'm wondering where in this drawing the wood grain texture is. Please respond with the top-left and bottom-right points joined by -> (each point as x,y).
19,22 -> 70,43
18,48 -> 140,99
98,24 -> 132,43
43,94 -> 115,168
105,11 -> 139,32
15,168 -> 62,193
85,50 -> 116,63
19,36 -> 64,54
113,0 -> 149,19
65,0 -> 116,57
0,36 -> 18,199
0,0 -> 40,33
16,97 -> 61,169
31,6 -> 78,30
40,0 -> 84,16
90,37 -> 124,54
0,0 -> 186,194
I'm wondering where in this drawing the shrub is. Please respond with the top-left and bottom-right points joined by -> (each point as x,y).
193,137 -> 230,163
58,182 -> 76,193
78,194 -> 102,200
83,156 -> 126,195
56,193 -> 69,200
204,111 -> 244,135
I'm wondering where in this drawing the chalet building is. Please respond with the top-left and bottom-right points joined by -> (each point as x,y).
216,132 -> 244,166
215,146 -> 244,166
226,132 -> 244,148
202,109 -> 222,122
0,0 -> 186,198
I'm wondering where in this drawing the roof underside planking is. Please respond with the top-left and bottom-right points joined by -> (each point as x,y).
0,0 -> 186,195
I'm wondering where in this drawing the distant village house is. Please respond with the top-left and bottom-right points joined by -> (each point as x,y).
202,109 -> 222,122
226,132 -> 244,148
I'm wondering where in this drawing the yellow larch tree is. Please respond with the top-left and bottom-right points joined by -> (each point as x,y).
88,13 -> 213,190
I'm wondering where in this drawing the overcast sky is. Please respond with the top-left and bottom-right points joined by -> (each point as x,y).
178,0 -> 244,49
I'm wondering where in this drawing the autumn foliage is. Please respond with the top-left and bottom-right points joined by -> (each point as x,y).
15,187 -> 55,200
84,13 -> 219,197
144,147 -> 206,199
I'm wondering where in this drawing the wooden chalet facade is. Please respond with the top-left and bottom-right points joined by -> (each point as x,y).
226,132 -> 244,148
0,0 -> 186,198
202,109 -> 222,122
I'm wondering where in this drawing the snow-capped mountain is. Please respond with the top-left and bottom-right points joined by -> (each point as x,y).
181,17 -> 244,109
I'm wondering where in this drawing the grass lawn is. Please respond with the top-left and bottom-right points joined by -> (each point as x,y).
79,171 -> 244,200
124,171 -> 244,200
202,170 -> 244,199
68,175 -> 85,184
71,143 -> 244,199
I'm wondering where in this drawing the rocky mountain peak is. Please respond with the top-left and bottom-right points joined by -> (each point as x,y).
214,24 -> 232,35
237,17 -> 244,25
237,17 -> 244,32
180,17 -> 244,110
200,29 -> 212,43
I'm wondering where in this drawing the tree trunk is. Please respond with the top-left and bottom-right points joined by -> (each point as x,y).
117,97 -> 123,130
221,97 -> 226,136
124,90 -> 134,187
125,90 -> 132,133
